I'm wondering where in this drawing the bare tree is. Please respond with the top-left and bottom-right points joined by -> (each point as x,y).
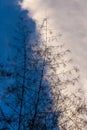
0,12 -> 34,130
0,16 -> 87,130
32,18 -> 87,130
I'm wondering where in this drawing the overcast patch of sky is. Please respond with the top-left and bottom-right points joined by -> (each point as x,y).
45,0 -> 87,94
21,0 -> 87,96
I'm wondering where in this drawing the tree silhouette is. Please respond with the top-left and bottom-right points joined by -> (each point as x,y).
0,15 -> 87,130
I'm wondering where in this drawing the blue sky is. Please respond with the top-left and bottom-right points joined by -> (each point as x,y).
0,0 -> 36,102
0,0 -> 21,62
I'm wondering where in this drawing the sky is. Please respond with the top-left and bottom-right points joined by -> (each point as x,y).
0,0 -> 21,62
0,0 -> 87,96
0,1 -> 87,129
21,0 -> 87,97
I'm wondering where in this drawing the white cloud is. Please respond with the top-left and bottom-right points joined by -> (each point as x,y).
21,0 -> 87,98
